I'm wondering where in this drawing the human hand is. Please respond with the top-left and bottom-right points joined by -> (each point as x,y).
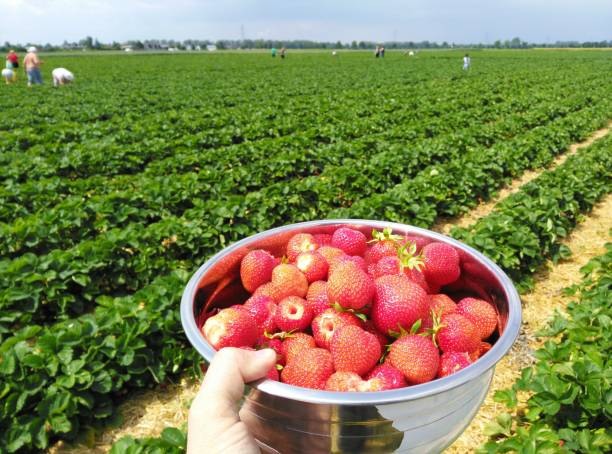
187,347 -> 277,454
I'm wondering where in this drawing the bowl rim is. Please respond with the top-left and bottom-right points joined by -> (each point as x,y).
181,219 -> 522,405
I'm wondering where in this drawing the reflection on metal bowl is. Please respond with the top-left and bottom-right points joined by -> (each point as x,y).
181,220 -> 521,453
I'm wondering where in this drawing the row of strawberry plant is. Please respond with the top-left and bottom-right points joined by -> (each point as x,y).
0,76 -> 512,182
0,102 -> 607,337
5,116 -> 607,454
4,53 -> 600,184
452,133 -> 612,290
0,81 -> 524,186
0,85 -> 544,225
1,121 -> 609,454
2,68 -> 602,220
479,242 -> 611,453
0,89 -> 526,224
332,100 -> 610,226
0,88 -> 580,257
0,270 -> 199,453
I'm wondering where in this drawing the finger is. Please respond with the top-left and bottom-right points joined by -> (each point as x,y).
194,348 -> 276,421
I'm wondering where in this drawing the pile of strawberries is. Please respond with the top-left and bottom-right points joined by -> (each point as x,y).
202,226 -> 498,392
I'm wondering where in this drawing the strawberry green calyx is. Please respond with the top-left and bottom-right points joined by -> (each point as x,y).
368,227 -> 403,244
388,319 -> 422,338
331,302 -> 368,322
397,242 -> 425,272
264,329 -> 296,340
426,309 -> 445,347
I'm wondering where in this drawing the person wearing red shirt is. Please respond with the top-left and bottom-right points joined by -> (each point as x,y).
5,50 -> 18,82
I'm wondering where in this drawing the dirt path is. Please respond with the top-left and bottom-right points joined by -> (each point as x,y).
54,123 -> 612,454
447,194 -> 612,452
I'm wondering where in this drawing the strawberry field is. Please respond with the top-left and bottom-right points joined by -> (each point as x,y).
0,50 -> 610,453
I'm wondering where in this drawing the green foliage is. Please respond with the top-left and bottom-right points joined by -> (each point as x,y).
109,428 -> 186,454
0,51 -> 611,452
479,243 -> 612,453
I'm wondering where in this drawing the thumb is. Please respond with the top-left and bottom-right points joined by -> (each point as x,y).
193,348 -> 276,422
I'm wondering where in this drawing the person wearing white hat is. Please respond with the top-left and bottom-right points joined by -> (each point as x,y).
23,47 -> 43,86
52,68 -> 74,87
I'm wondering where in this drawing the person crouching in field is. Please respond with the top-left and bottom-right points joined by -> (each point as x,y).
2,68 -> 14,84
463,54 -> 471,71
52,68 -> 74,87
23,47 -> 43,86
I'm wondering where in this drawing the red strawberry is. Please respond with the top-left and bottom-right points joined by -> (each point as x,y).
202,307 -> 258,349
255,336 -> 284,364
330,325 -> 381,375
366,363 -> 407,390
438,352 -> 472,378
275,296 -> 313,332
281,332 -> 316,364
295,251 -> 329,283
313,233 -> 332,246
327,261 -> 375,310
331,227 -> 367,256
364,241 -> 398,266
371,256 -> 402,278
286,233 -> 319,262
469,341 -> 493,362
240,249 -> 275,293
317,245 -> 346,265
422,294 -> 457,331
253,281 -> 288,303
306,280 -> 331,315
437,313 -> 480,354
362,320 -> 389,351
404,267 -> 430,293
267,367 -> 280,381
325,372 -> 384,392
422,242 -> 461,286
371,274 -> 429,336
456,297 -> 498,340
388,335 -> 440,385
328,254 -> 368,275
271,263 -> 308,298
243,295 -> 277,335
311,308 -> 361,349
281,348 -> 334,390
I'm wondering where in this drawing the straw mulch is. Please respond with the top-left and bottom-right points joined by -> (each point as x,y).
51,376 -> 201,453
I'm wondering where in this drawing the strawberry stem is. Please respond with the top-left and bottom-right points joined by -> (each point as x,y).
397,242 -> 425,272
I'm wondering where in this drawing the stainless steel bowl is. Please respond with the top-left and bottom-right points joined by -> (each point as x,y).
181,220 -> 521,453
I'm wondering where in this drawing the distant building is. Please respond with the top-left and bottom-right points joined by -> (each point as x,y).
206,44 -> 217,51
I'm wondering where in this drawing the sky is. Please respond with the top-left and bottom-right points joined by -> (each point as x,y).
1,0 -> 610,45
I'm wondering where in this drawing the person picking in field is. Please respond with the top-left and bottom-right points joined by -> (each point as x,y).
23,47 -> 43,86
463,54 -> 471,70
52,68 -> 75,87
2,67 -> 14,84
5,49 -> 18,81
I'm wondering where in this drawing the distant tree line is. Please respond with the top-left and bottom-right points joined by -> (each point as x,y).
2,36 -> 611,52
